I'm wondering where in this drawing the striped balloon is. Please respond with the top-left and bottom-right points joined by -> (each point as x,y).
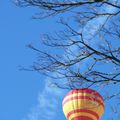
62,88 -> 104,120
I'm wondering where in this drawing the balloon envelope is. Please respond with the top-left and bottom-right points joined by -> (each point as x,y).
62,88 -> 104,120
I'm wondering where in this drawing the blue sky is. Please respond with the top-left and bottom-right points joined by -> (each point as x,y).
0,1 -> 46,120
0,1 -> 67,120
0,1 -> 120,120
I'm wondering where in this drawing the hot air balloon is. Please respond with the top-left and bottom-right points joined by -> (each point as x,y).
62,88 -> 104,120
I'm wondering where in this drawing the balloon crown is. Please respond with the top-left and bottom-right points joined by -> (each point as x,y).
62,88 -> 104,120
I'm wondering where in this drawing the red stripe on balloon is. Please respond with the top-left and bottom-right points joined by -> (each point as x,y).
62,96 -> 104,107
67,109 -> 99,120
72,116 -> 94,120
65,88 -> 104,101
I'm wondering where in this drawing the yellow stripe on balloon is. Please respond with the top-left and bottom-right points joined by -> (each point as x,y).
68,112 -> 97,120
63,98 -> 104,110
63,99 -> 104,118
62,93 -> 104,105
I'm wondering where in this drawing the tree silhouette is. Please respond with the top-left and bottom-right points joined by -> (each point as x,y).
16,0 -> 120,119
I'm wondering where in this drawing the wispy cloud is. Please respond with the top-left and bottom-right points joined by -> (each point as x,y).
22,78 -> 68,120
83,0 -> 118,40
